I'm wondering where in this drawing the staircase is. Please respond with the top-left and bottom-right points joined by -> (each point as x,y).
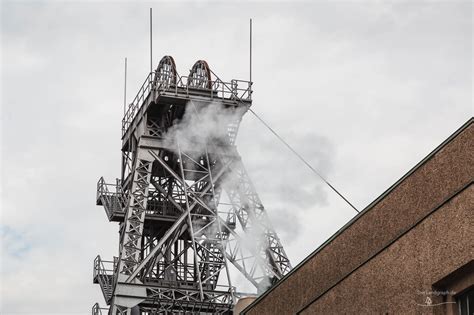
96,177 -> 125,220
93,255 -> 115,304
227,122 -> 240,145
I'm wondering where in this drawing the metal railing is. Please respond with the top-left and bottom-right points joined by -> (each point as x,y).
93,255 -> 115,303
91,303 -> 108,315
121,71 -> 252,136
97,177 -> 125,219
122,72 -> 155,136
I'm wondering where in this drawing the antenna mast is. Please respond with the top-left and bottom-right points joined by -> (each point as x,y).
123,57 -> 127,115
150,8 -> 153,77
250,18 -> 252,84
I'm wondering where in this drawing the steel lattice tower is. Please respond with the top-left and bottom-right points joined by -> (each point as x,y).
92,56 -> 291,315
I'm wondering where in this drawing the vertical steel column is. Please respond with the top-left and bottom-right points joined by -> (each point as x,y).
176,139 -> 205,300
116,151 -> 153,276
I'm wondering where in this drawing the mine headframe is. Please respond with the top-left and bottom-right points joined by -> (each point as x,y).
93,56 -> 291,314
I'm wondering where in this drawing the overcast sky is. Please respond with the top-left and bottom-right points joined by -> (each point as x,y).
1,1 -> 472,314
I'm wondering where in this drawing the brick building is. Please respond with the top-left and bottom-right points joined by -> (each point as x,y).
242,118 -> 473,315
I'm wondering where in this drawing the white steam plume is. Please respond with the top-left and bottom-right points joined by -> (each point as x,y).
162,100 -> 246,154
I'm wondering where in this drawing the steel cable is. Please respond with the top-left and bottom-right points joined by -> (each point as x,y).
248,108 -> 360,214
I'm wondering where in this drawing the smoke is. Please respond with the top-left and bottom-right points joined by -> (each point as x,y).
223,130 -> 336,294
236,216 -> 274,293
160,100 -> 334,294
217,162 -> 280,294
237,122 -> 335,245
162,100 -> 247,155
161,100 -> 275,291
